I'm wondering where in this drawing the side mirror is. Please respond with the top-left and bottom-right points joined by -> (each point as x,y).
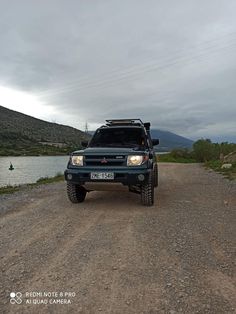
81,140 -> 88,148
152,139 -> 159,146
144,122 -> 150,131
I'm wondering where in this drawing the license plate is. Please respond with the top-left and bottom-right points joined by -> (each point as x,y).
90,172 -> 114,180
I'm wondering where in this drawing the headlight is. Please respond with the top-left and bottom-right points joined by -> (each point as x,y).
71,155 -> 84,166
127,155 -> 144,166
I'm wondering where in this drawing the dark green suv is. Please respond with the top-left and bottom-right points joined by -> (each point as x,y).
65,119 -> 159,206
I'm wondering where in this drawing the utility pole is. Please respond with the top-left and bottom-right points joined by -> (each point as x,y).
85,121 -> 89,134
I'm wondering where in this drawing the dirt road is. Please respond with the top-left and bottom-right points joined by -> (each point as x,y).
0,163 -> 235,314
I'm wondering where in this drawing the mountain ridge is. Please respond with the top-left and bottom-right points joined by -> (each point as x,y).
150,129 -> 193,151
0,105 -> 90,155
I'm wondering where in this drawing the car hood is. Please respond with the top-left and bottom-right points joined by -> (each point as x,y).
73,147 -> 146,155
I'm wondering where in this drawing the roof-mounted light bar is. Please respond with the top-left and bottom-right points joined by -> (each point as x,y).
105,119 -> 144,126
105,119 -> 151,130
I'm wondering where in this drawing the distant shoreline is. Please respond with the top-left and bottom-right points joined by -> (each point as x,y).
0,153 -> 71,157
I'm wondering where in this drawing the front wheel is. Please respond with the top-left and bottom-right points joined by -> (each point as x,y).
153,164 -> 158,187
140,171 -> 154,206
67,182 -> 87,203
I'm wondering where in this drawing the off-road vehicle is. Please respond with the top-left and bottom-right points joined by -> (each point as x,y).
65,119 -> 159,206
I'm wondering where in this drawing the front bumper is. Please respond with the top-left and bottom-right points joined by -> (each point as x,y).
64,167 -> 151,187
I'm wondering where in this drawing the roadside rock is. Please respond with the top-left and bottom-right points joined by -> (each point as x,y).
221,163 -> 232,169
224,151 -> 236,163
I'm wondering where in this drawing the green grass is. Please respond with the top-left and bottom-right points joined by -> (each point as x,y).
0,173 -> 64,195
0,185 -> 21,195
157,153 -> 197,163
35,173 -> 64,185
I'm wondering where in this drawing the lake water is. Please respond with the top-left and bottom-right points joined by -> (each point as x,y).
0,156 -> 69,187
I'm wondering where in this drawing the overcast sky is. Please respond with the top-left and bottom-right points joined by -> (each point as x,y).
0,0 -> 236,141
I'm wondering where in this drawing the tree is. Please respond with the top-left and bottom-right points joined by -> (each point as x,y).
193,139 -> 215,162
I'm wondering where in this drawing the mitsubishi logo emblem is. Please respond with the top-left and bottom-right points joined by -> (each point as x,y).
101,157 -> 108,164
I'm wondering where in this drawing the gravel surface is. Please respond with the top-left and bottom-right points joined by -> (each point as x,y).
0,163 -> 235,314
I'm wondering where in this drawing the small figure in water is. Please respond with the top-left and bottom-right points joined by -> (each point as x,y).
9,162 -> 14,171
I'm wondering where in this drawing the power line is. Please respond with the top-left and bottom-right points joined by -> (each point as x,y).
37,40 -> 236,101
35,31 -> 236,98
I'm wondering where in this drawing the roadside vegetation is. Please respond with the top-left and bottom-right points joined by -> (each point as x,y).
35,173 -> 64,184
158,149 -> 196,163
0,185 -> 21,195
0,173 -> 64,195
205,160 -> 236,180
158,139 -> 236,179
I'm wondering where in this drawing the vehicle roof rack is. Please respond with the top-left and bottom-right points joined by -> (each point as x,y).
105,119 -> 145,127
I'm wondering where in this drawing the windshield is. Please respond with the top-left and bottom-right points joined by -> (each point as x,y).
89,127 -> 147,148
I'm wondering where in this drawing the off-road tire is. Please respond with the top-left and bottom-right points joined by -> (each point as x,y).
141,171 -> 154,206
67,182 -> 87,203
153,164 -> 158,187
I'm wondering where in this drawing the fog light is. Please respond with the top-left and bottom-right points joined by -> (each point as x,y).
138,174 -> 145,181
67,174 -> 73,180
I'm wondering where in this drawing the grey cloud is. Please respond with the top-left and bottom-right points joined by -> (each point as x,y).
0,0 -> 236,140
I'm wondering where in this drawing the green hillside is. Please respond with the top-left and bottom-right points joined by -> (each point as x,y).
0,106 -> 90,156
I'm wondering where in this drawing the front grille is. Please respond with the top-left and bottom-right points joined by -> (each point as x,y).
84,155 -> 126,167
